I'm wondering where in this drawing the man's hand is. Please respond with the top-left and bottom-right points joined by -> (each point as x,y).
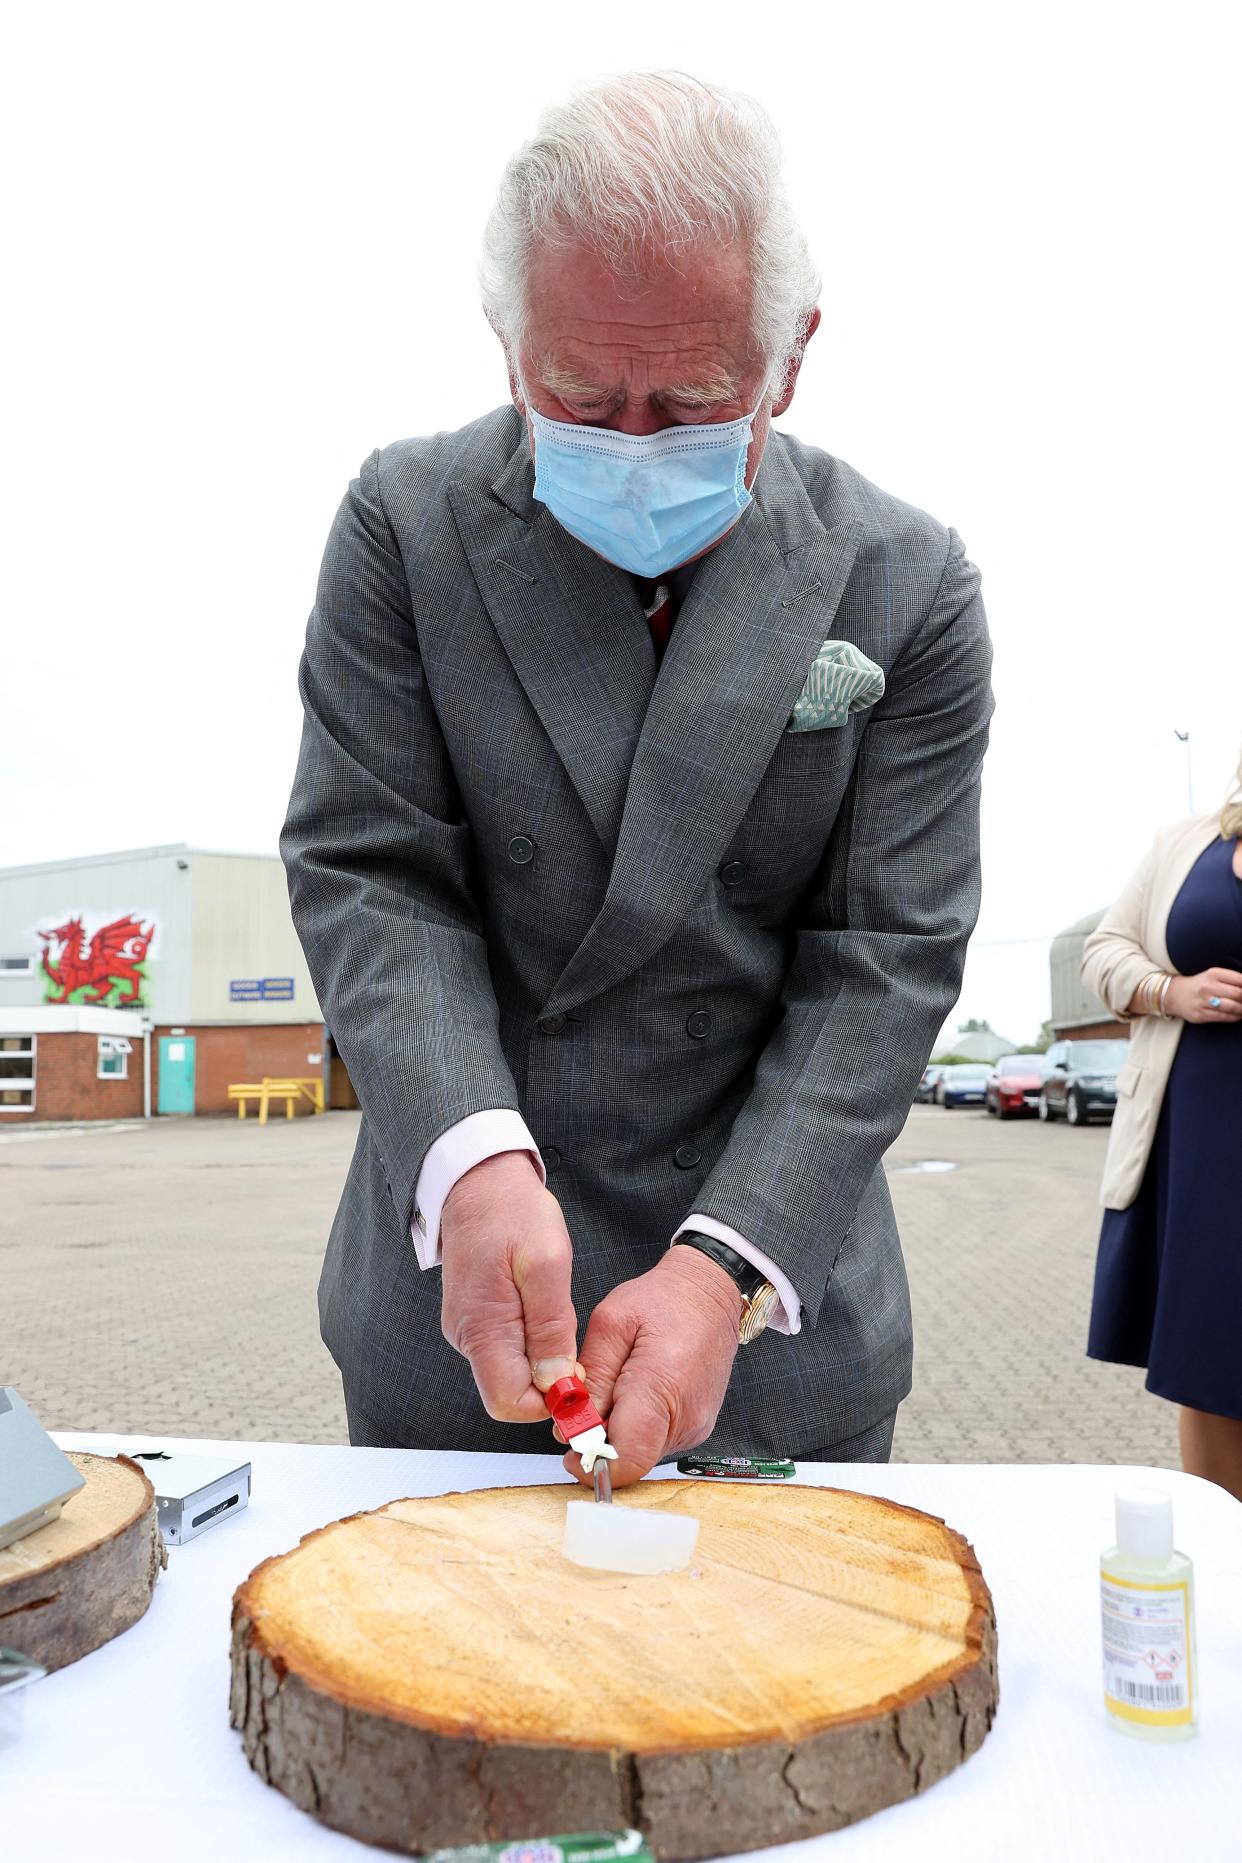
440,1152 -> 579,1424
571,1244 -> 742,1487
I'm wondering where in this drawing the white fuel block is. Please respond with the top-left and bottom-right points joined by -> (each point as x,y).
562,1500 -> 700,1574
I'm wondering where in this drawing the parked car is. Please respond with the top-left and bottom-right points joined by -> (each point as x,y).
935,1063 -> 992,1108
985,1053 -> 1047,1119
1038,1038 -> 1129,1125
915,1064 -> 946,1105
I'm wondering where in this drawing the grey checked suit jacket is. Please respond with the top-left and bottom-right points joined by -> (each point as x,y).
280,404 -> 994,1458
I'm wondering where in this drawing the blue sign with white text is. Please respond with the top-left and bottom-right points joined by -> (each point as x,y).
230,978 -> 295,1003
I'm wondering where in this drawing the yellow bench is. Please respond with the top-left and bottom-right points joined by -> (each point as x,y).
284,1076 -> 325,1115
228,1083 -> 268,1119
228,1077 -> 325,1122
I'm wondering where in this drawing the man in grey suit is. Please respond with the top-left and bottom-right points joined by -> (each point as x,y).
281,71 -> 993,1484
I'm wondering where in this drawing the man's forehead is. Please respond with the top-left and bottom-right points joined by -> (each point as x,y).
526,236 -> 752,330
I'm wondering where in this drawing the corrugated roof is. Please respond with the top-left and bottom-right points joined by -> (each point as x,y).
0,844 -> 279,879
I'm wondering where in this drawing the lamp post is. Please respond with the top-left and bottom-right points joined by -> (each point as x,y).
1173,729 -> 1193,812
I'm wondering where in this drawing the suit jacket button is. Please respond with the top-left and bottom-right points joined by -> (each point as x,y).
539,1013 -> 567,1034
686,1010 -> 711,1039
719,859 -> 746,887
674,1143 -> 702,1169
508,834 -> 536,864
542,1145 -> 563,1170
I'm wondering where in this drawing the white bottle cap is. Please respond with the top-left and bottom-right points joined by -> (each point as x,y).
1115,1488 -> 1174,1560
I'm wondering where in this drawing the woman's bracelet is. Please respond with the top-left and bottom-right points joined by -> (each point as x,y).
1138,970 -> 1173,1017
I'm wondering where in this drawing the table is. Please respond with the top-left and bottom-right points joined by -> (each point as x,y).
4,1439 -> 1240,1862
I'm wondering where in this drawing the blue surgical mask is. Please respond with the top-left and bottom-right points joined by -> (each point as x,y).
523,386 -> 766,578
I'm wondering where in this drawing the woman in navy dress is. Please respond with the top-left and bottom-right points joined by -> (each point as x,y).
1085,777 -> 1242,1502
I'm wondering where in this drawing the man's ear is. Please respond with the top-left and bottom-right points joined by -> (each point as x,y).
485,309 -> 525,412
771,306 -> 821,417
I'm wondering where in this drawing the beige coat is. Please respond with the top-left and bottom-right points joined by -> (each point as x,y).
1080,812 -> 1225,1209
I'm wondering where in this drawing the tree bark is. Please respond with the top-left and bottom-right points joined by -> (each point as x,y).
231,1480 -> 998,1858
0,1453 -> 165,1672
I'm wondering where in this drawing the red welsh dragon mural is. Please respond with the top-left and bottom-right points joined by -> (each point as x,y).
39,914 -> 156,1007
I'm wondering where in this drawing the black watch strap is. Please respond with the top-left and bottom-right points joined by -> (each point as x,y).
674,1231 -> 768,1301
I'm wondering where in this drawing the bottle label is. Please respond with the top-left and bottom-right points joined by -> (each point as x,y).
1100,1569 -> 1194,1726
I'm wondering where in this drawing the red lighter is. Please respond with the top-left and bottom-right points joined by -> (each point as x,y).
543,1375 -> 617,1501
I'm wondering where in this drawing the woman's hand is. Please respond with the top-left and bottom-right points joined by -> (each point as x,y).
1166,966 -> 1242,1024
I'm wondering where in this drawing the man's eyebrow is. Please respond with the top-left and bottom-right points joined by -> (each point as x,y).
535,360 -> 740,405
655,372 -> 740,406
535,359 -> 619,400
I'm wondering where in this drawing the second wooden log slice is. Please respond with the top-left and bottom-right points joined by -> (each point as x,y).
231,1480 -> 998,1858
0,1452 -> 165,1673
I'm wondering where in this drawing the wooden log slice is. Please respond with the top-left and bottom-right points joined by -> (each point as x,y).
0,1452 -> 165,1672
231,1481 -> 998,1858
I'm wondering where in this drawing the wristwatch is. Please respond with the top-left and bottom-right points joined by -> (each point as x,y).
673,1231 -> 781,1344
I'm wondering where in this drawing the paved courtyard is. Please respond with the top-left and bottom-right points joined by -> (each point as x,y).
2,1103 -> 1179,1469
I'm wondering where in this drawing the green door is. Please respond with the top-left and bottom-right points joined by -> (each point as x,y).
158,1037 -> 196,1114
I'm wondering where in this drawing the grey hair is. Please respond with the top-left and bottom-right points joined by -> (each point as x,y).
479,70 -> 821,401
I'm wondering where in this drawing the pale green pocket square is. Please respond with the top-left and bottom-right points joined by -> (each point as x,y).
786,639 -> 886,732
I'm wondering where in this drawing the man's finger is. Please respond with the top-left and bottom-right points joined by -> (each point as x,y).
460,1328 -> 554,1424
531,1356 -> 579,1393
577,1299 -> 637,1420
603,1374 -> 678,1487
512,1235 -> 578,1372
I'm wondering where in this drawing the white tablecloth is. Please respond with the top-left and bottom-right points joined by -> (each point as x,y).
3,1439 -> 1239,1862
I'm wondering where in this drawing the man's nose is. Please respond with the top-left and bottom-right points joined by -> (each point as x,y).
609,398 -> 674,437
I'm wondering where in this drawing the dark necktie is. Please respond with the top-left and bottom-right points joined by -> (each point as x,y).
634,576 -> 679,662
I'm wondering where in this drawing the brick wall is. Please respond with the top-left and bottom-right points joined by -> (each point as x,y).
0,1032 -> 145,1124
156,1023 -> 326,1114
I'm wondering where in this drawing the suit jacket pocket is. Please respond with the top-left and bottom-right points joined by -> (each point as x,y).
762,714 -> 860,784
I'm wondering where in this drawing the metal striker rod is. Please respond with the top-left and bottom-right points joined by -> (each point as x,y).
593,1459 -> 613,1505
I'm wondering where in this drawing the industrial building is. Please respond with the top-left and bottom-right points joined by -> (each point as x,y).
0,844 -> 356,1124
1049,908 -> 1127,1041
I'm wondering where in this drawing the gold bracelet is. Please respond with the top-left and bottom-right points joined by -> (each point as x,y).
1137,971 -> 1171,1017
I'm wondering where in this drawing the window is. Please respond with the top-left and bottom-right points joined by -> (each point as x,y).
0,955 -> 34,975
0,1034 -> 35,1111
1066,1040 -> 1129,1072
98,1035 -> 132,1080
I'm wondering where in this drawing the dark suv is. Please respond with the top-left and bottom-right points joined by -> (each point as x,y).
1038,1038 -> 1129,1126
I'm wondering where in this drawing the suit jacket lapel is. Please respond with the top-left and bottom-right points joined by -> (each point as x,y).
448,442 -> 656,856
540,444 -> 863,1018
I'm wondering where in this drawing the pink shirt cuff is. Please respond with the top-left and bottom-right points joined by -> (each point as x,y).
411,1110 -> 544,1267
672,1214 -> 802,1335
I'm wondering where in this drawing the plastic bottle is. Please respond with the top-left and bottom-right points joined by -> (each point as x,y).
1100,1488 -> 1197,1740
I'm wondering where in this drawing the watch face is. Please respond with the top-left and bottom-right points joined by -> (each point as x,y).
739,1282 -> 779,1345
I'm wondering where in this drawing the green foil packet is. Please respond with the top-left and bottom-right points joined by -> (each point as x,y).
423,1832 -> 652,1863
676,1454 -> 796,1479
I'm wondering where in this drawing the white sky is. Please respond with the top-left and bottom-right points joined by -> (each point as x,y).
5,2 -> 1239,1048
